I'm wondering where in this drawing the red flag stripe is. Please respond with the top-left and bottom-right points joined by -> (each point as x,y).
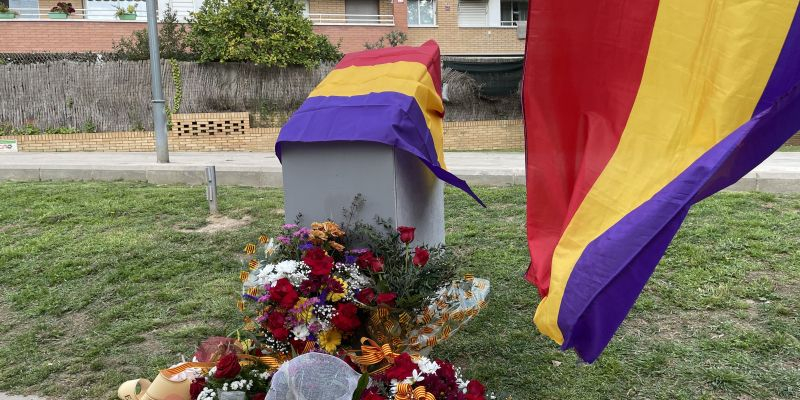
523,0 -> 660,296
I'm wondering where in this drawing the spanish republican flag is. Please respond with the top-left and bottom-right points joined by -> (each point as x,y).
524,1 -> 800,362
277,40 -> 483,205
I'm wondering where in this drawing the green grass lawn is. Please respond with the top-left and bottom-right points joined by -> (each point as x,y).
0,182 -> 798,400
778,145 -> 800,152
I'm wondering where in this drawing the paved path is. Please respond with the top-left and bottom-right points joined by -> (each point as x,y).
0,394 -> 46,400
0,151 -> 798,192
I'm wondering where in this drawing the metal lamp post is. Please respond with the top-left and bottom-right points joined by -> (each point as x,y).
146,0 -> 169,163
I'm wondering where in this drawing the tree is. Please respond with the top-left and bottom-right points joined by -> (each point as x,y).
112,7 -> 193,61
187,0 -> 342,67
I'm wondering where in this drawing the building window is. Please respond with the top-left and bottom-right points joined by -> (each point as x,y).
408,0 -> 436,26
500,0 -> 527,26
458,0 -> 487,27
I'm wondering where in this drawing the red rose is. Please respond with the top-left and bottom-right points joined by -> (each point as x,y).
266,312 -> 290,341
397,226 -> 415,244
189,377 -> 205,400
466,380 -> 486,400
271,326 -> 290,341
214,352 -> 241,379
376,292 -> 397,307
303,247 -> 334,276
250,393 -> 266,400
270,278 -> 299,309
412,247 -> 430,267
331,302 -> 361,332
385,353 -> 417,381
356,251 -> 384,272
355,288 -> 376,305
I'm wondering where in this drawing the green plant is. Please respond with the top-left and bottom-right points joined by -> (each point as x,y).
130,121 -> 146,131
364,31 -> 408,50
81,120 -> 97,133
112,6 -> 193,60
186,0 -> 342,67
114,3 -> 137,17
44,127 -> 77,134
0,4 -> 18,14
164,59 -> 183,130
17,124 -> 41,135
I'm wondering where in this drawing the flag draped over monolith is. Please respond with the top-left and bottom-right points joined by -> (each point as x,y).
277,40 -> 483,206
523,0 -> 800,362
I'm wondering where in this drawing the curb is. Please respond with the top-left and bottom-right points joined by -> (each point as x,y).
0,165 -> 798,193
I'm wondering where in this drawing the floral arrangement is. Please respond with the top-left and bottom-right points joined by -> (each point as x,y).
121,212 -> 495,400
237,218 -> 466,358
50,2 -> 75,15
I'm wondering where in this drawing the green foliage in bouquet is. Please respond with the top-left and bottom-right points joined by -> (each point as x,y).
348,218 -> 456,312
341,196 -> 457,312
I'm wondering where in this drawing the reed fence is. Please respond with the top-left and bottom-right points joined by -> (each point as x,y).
0,61 -> 332,132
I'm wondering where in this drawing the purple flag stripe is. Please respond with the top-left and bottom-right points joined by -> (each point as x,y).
276,92 -> 484,205
559,82 -> 800,362
753,5 -> 800,116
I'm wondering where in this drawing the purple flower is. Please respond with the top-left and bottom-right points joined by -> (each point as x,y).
282,224 -> 298,230
293,227 -> 310,238
345,255 -> 357,264
277,236 -> 291,245
348,248 -> 369,255
299,242 -> 314,251
242,293 -> 258,301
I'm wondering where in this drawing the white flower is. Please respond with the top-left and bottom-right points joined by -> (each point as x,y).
208,367 -> 217,377
198,387 -> 216,400
265,238 -> 277,255
416,357 -> 439,375
275,260 -> 299,275
408,369 -> 424,383
292,324 -> 310,340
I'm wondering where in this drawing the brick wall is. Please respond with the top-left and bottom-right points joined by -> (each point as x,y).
309,0 -> 345,15
315,25 -> 399,53
6,117 -> 523,152
0,21 -> 148,52
404,0 -> 525,55
0,19 -> 395,54
443,119 -> 523,150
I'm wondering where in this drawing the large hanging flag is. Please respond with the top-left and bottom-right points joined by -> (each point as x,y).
523,0 -> 800,362
277,40 -> 483,206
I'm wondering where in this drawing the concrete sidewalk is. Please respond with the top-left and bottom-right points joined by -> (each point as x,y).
0,151 -> 798,192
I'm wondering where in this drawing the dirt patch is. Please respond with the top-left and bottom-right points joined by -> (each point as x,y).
177,215 -> 253,234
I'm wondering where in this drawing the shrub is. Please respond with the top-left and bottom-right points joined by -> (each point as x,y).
364,31 -> 408,50
112,6 -> 193,61
186,0 -> 342,67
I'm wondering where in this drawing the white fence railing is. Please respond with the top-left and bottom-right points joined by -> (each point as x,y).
2,7 -> 192,21
2,9 -> 395,26
305,13 -> 395,25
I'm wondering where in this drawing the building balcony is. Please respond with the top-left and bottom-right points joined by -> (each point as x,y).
305,12 -> 394,26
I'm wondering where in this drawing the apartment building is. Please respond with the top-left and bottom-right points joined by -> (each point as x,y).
0,0 -> 527,56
